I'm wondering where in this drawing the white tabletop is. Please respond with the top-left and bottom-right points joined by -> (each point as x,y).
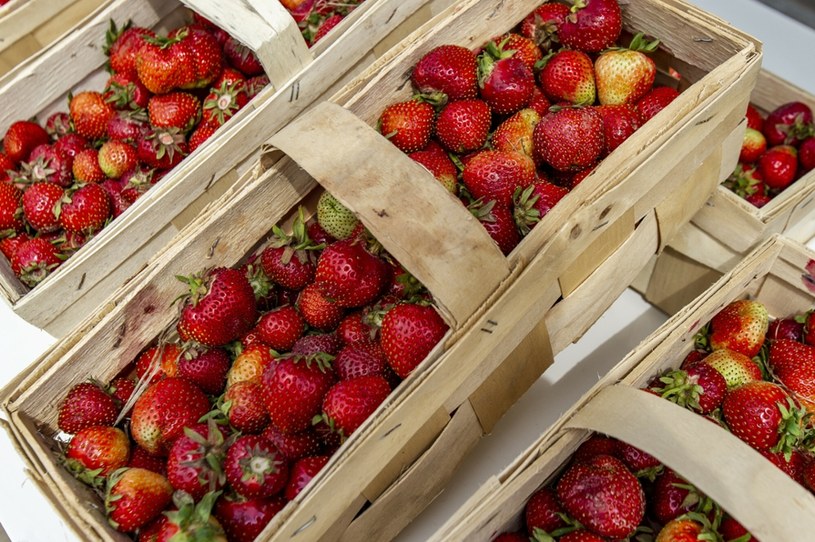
1,1 -> 814,540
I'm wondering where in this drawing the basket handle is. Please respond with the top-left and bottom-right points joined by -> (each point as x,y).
269,101 -> 512,329
565,384 -> 815,542
179,0 -> 312,89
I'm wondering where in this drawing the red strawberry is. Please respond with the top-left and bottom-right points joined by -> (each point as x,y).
227,344 -> 275,388
285,455 -> 330,500
98,140 -> 137,179
136,33 -> 192,95
311,14 -> 344,45
408,144 -> 459,193
321,375 -> 390,437
22,144 -> 72,186
0,183 -> 23,232
799,136 -> 815,173
54,133 -> 89,164
635,85 -> 680,122
214,67 -> 248,89
701,349 -> 762,389
260,210 -> 322,291
225,435 -> 289,498
203,81 -> 249,127
130,377 -> 211,455
651,468 -> 706,524
127,446 -> 166,475
223,37 -> 264,76
761,448 -> 805,484
767,317 -> 803,342
166,422 -> 229,500
105,22 -> 155,78
66,426 -> 130,483
174,26 -> 224,90
492,108 -> 541,162
10,237 -> 62,287
492,533 -> 527,542
178,348 -> 231,395
71,148 -> 106,183
109,377 -> 136,409
594,33 -> 658,105
597,104 -> 642,155
148,92 -> 201,134
478,40 -> 535,115
176,267 -> 259,347
744,104 -> 764,132
0,232 -> 29,261
3,121 -> 50,165
463,150 -> 535,207
215,495 -> 286,542
656,516 -> 716,542
709,299 -> 769,358
225,381 -> 269,434
558,0 -> 623,53
334,342 -> 387,381
556,454 -> 644,538
261,425 -> 323,461
497,33 -> 543,72
520,3 -> 570,51
513,180 -> 569,235
525,486 -> 566,534
378,99 -> 435,153
759,145 -> 798,190
103,73 -> 151,111
381,303 -> 448,379
58,381 -> 119,434
154,491 -> 227,542
539,49 -> 596,105
720,516 -> 758,542
45,112 -> 72,138
58,183 -> 111,234
651,362 -> 727,414
189,122 -> 219,153
262,355 -> 335,433
768,338 -> 815,411
533,107 -> 604,172
560,532 -> 606,542
297,282 -> 346,331
806,312 -> 815,346
764,101 -> 814,147
411,45 -> 478,101
615,441 -> 661,474
105,467 -> 173,532
136,343 -> 182,383
468,199 -> 520,256
573,435 -> 620,463
740,127 -> 767,163
70,91 -> 115,140
291,333 -> 343,357
255,305 -> 306,352
315,240 -> 389,308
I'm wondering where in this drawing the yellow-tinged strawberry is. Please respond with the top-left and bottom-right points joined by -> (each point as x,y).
595,33 -> 659,106
105,467 -> 173,532
492,108 -> 541,161
708,299 -> 769,358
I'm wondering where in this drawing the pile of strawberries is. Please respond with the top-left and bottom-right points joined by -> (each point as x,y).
728,101 -> 815,207
377,0 -> 680,256
281,0 -> 365,46
54,194 -> 447,540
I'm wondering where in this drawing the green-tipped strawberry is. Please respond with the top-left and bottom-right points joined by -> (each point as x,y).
98,140 -> 137,179
701,349 -> 762,389
538,49 -> 596,105
594,33 -> 659,105
316,191 -> 359,241
709,299 -> 769,358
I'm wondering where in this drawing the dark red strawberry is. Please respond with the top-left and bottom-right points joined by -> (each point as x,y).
311,14 -> 344,45
262,355 -> 336,434
215,495 -> 285,542
378,99 -> 435,153
768,338 -> 815,411
315,240 -> 389,308
492,533 -> 527,542
525,486 -> 566,534
520,3 -> 570,51
635,85 -> 680,122
651,362 -> 727,414
176,267 -> 259,347
245,75 -> 270,100
759,145 -> 799,190
105,467 -> 173,532
478,40 -> 535,115
105,22 -> 155,78
166,422 -> 229,501
261,425 -> 323,461
764,101 -> 814,147
178,348 -> 231,395
573,435 -> 619,463
513,181 -> 569,235
651,468 -> 707,524
203,81 -> 248,127
761,448 -> 805,484
260,209 -> 322,291
58,381 -> 119,434
136,128 -> 187,169
411,45 -> 478,101
225,435 -> 289,498
539,49 -> 596,105
720,516 -> 757,542
338,312 -> 378,345
65,426 -> 130,485
798,136 -> 815,174
45,112 -> 72,138
3,121 -> 49,165
709,299 -> 769,358
560,532 -> 607,542
148,92 -> 201,134
320,375 -> 391,437
291,333 -> 343,357
533,107 -> 604,171
285,455 -> 330,500
768,317 -> 803,342
0,183 -> 23,232
334,343 -> 387,381
462,150 -> 535,206
381,303 -> 448,379
469,199 -> 520,256
615,441 -> 661,475
558,0 -> 623,53
10,237 -> 62,287
255,305 -> 306,352
597,104 -> 642,155
58,183 -> 111,235
223,37 -> 264,76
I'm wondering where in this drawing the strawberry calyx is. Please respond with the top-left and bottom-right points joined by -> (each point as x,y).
671,482 -> 717,517
653,368 -> 706,412
693,323 -> 711,352
103,466 -> 130,527
103,19 -> 133,56
175,271 -> 210,307
164,490 -> 225,541
18,156 -> 56,184
312,412 -> 346,442
105,81 -> 148,114
238,443 -> 282,483
477,38 -> 517,88
143,29 -> 186,49
288,351 -> 335,373
512,185 -> 542,236
204,81 -> 245,127
244,262 -> 273,301
150,128 -> 186,162
268,208 -> 324,264
530,513 -> 585,541
773,397 -> 812,460
673,511 -> 724,542
602,32 -> 660,54
63,455 -> 106,488
180,421 -> 231,491
724,166 -> 764,198
776,114 -> 815,145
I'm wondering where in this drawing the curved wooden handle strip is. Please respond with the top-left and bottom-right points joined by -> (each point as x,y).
269,102 -> 512,328
179,0 -> 312,88
565,384 -> 815,542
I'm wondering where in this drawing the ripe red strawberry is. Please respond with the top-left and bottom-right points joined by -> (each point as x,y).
478,41 -> 535,115
533,107 -> 604,172
798,135 -> 815,173
260,210 -> 322,291
255,306 -> 306,352
227,344 -> 275,388
135,343 -> 182,383
701,349 -> 762,389
656,516 -> 716,542
615,441 -> 661,474
381,303 -> 448,379
558,0 -> 623,53
560,532 -> 606,542
130,377 -> 211,455
297,282 -> 346,331
764,101 -> 814,147
224,381 -> 269,434
262,355 -> 336,434
54,133 -> 89,164
148,92 -> 201,134
761,448 -> 805,484
525,486 -> 566,534
3,120 -> 50,165
315,240 -> 389,308
176,267 -> 259,347
463,150 -> 535,207
520,3 -> 570,51
45,112 -> 72,138
166,422 -> 229,501
105,467 -> 173,532
17,145 -> 67,187
225,435 -> 289,498
215,495 -> 286,542
650,468 -> 706,524
155,491 -> 227,542
745,104 -> 765,132
175,26 -> 224,90
178,348 -> 231,395
98,140 -> 137,179
573,435 -> 621,462
720,516 -> 756,542
70,91 -> 115,140
492,108 -> 541,161
0,183 -> 23,232
513,180 -> 569,236
105,111 -> 149,143
335,342 -> 389,381
291,333 -> 343,357
496,34 -> 542,72
723,380 -> 809,454
759,145 -> 799,190
411,45 -> 478,101
709,299 -> 769,358
103,73 -> 151,111
262,425 -> 323,461
223,36 -> 264,76
597,104 -> 642,155
127,446 -> 166,475
66,426 -> 130,484
188,122 -> 219,153
58,381 -> 119,434
468,199 -> 519,256
408,144 -> 458,193
539,49 -> 596,105
109,376 -> 136,409
9,237 -> 62,287
136,33 -> 192,95
378,99 -> 435,153
245,75 -> 269,100
214,67 -> 248,90
595,34 -> 658,105
492,533 -> 527,542
768,338 -> 815,411
58,183 -> 111,234
284,455 -> 330,500
316,191 -> 360,241
105,22 -> 155,78
0,232 -> 29,261
311,14 -> 344,46
70,148 -> 105,183
635,85 -> 680,122
652,362 -> 727,414
556,454 -> 644,538
321,375 -> 391,437
203,81 -> 249,127
768,317 -> 803,342
806,312 -> 815,346
740,127 -> 767,163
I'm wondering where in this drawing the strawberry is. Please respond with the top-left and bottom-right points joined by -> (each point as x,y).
45,112 -> 72,138
166,421 -> 229,500
155,492 -> 227,542
54,132 -> 89,162
105,467 -> 173,532
709,299 -> 769,358
656,516 -> 716,542
651,362 -> 727,414
408,144 -> 459,193
285,455 -> 330,501
378,99 -> 435,153
226,344 -> 275,388
381,303 -> 448,379
10,237 -> 62,287
104,73 -> 151,111
573,435 -> 620,462
720,516 -> 757,542
513,180 -> 569,235
262,354 -> 336,434
520,3 -> 570,51
615,441 -> 661,474
311,14 -> 344,46
215,495 -> 286,542
316,191 -> 359,241
174,26 -> 224,90
58,381 -> 119,434
759,145 -> 798,190
478,40 -> 535,115
468,199 -> 520,256
291,333 -> 343,357
225,382 -> 269,434
65,426 -> 130,484
71,148 -> 106,183
255,305 -> 306,352
463,150 -> 535,207
104,22 -> 155,78
3,121 -> 50,165
411,45 -> 478,101
297,282 -> 346,331
58,183 -> 111,234
763,101 -> 814,147
130,377 -> 211,455
807,312 -> 815,346
492,533 -> 527,542
797,136 -> 815,174
136,33 -> 192,95
701,349 -> 762,389
740,127 -> 767,163
315,240 -> 389,308
127,446 -> 166,475
0,183 -> 23,233
559,532 -> 606,542
651,468 -> 709,524
245,75 -> 270,100
320,375 -> 390,437
136,343 -> 183,383
148,92 -> 201,134
106,110 -> 149,143
223,37 -> 264,76
214,68 -> 248,90
761,448 -> 805,484
98,140 -> 137,179
334,343 -> 389,381
597,104 -> 642,155
538,49 -> 596,105
595,33 -> 658,106
492,108 -> 541,161
768,339 -> 815,411
636,85 -> 681,123
435,99 -> 492,154
189,122 -> 219,153
203,81 -> 249,127
558,0 -> 623,53
339,313 -> 377,346
70,91 -> 115,140
497,33 -> 543,72
0,232 -> 28,261
533,107 -> 604,172
109,376 -> 136,410
767,317 -> 803,342
178,348 -> 231,395
225,435 -> 289,498
556,454 -> 644,538
525,487 -> 566,534
260,209 -> 322,291
176,267 -> 259,347
262,425 -> 323,461
26,144 -> 73,186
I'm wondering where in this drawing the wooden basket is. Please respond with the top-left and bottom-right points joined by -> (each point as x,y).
2,0 -> 761,540
0,0 -> 453,335
634,69 -> 815,314
434,234 -> 815,542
